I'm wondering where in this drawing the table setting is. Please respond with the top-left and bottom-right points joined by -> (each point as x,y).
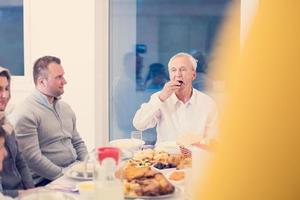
30,132 -> 211,200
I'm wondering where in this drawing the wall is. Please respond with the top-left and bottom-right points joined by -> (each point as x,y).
7,0 -> 258,151
9,0 -> 109,151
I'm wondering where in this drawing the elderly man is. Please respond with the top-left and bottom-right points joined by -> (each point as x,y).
133,52 -> 218,144
11,56 -> 88,186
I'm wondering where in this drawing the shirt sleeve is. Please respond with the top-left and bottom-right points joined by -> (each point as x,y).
133,92 -> 164,131
0,172 -> 18,198
70,113 -> 88,161
14,114 -> 63,181
2,189 -> 18,198
13,133 -> 35,189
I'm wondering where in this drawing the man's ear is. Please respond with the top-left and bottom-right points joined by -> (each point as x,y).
37,76 -> 45,86
192,70 -> 196,80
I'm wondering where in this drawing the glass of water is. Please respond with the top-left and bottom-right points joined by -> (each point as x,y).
131,130 -> 143,140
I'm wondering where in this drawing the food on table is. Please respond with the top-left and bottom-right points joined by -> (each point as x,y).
153,162 -> 176,170
122,158 -> 152,168
153,151 -> 171,163
122,164 -> 175,197
117,148 -> 194,197
169,170 -> 185,181
133,149 -> 154,160
176,157 -> 192,170
134,149 -> 172,164
130,149 -> 192,170
123,166 -> 155,181
167,154 -> 183,166
178,145 -> 192,157
77,181 -> 96,193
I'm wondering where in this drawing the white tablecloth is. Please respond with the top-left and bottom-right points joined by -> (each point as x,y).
47,168 -> 186,200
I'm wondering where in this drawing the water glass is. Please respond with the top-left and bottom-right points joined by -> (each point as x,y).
131,130 -> 143,140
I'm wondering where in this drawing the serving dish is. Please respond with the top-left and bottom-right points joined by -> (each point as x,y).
125,186 -> 181,199
65,162 -> 94,181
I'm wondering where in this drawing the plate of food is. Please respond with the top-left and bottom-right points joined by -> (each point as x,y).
65,162 -> 94,181
130,149 -> 188,174
125,186 -> 181,199
121,161 -> 179,199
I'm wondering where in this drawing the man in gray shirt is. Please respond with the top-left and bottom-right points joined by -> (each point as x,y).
11,56 -> 88,186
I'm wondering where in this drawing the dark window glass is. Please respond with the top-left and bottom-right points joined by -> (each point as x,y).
109,0 -> 230,144
0,1 -> 24,75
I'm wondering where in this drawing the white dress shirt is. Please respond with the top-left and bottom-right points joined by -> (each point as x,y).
133,88 -> 218,143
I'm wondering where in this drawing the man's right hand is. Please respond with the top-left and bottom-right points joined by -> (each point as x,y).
158,80 -> 182,102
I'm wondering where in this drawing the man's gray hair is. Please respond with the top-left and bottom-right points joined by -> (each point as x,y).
168,52 -> 198,71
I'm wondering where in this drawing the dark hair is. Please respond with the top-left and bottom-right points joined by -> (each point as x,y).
0,67 -> 11,99
0,126 -> 6,139
33,56 -> 61,85
0,71 -> 11,82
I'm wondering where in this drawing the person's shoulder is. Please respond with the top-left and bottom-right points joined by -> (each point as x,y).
151,91 -> 161,98
11,97 -> 35,114
14,92 -> 37,110
8,94 -> 39,125
148,91 -> 163,102
193,89 -> 215,104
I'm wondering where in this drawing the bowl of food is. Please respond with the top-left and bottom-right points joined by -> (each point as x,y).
151,162 -> 176,175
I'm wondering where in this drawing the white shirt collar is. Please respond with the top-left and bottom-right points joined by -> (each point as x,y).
170,88 -> 196,106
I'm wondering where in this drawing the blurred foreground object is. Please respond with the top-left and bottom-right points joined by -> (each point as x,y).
195,1 -> 300,200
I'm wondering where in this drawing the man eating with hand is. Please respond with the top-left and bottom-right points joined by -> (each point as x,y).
133,52 -> 218,145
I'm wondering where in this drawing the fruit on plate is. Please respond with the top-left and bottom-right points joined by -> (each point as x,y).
169,170 -> 185,181
153,162 -> 176,170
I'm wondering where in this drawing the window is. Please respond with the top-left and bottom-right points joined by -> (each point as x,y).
0,0 -> 24,75
109,0 -> 231,144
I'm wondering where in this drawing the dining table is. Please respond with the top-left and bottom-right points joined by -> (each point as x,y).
42,142 -> 210,200
45,164 -> 187,200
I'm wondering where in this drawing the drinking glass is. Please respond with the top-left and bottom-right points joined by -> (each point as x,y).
131,130 -> 143,140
